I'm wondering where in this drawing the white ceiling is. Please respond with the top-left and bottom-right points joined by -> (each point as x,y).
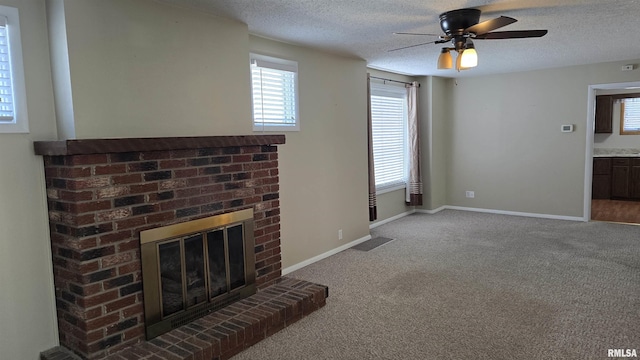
157,0 -> 640,77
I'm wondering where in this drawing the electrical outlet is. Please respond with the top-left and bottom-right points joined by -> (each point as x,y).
622,64 -> 634,71
338,229 -> 343,240
465,191 -> 475,198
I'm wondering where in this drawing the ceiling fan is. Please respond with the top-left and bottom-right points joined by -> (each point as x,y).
392,8 -> 548,71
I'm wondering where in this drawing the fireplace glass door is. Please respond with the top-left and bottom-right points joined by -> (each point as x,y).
157,233 -> 208,318
141,209 -> 256,339
158,226 -> 244,318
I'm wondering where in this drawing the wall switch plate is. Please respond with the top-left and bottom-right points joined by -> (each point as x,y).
465,191 -> 475,198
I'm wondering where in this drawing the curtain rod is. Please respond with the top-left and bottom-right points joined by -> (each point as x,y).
369,75 -> 420,87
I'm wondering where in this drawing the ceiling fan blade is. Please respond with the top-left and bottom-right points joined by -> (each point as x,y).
394,32 -> 441,36
465,16 -> 517,35
388,40 -> 443,52
474,30 -> 548,39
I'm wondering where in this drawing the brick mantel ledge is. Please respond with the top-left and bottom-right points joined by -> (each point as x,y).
34,135 -> 286,156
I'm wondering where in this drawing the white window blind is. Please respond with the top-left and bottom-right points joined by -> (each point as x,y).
622,98 -> 640,133
0,5 -> 28,133
370,85 -> 407,190
251,54 -> 299,131
0,16 -> 14,122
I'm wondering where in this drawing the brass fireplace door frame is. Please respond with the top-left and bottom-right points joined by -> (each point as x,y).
140,208 -> 256,339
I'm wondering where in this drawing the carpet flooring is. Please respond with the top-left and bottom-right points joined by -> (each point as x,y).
232,210 -> 640,360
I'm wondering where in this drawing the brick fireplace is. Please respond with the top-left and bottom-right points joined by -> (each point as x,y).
34,136 -> 328,360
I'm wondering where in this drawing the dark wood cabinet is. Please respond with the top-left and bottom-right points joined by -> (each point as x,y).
592,158 -> 611,199
593,157 -> 640,200
595,95 -> 613,134
611,158 -> 630,199
631,159 -> 640,199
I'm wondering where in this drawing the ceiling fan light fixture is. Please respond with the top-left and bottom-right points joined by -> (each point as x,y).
460,47 -> 478,68
460,40 -> 478,69
437,48 -> 453,69
392,8 -> 547,72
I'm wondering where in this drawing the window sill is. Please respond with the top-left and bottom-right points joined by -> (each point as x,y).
253,126 -> 300,132
0,121 -> 29,133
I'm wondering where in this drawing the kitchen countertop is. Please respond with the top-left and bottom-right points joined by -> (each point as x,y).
593,148 -> 640,157
593,154 -> 640,157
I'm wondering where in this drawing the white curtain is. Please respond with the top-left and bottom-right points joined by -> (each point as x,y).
406,81 -> 423,206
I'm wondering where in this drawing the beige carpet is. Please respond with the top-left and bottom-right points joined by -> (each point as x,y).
232,210 -> 640,360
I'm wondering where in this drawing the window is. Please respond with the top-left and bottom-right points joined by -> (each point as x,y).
370,83 -> 407,191
0,5 -> 28,133
250,54 -> 299,131
620,97 -> 640,135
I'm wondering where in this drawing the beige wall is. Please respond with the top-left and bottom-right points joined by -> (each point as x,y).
53,0 -> 252,139
419,75 -> 449,211
373,188 -> 412,224
0,0 -> 59,359
47,0 -> 75,139
445,60 -> 640,217
250,36 -> 370,268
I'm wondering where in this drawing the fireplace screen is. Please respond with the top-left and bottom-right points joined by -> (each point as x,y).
140,209 -> 255,339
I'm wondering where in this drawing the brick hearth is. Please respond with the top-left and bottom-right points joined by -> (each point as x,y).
34,136 -> 328,360
41,277 -> 328,360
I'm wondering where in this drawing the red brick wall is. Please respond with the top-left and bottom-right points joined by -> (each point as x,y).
42,142 -> 282,359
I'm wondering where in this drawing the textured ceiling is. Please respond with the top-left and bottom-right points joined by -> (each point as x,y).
156,0 -> 640,77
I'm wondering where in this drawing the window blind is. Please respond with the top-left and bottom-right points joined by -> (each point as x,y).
370,88 -> 407,189
251,57 -> 298,130
622,98 -> 640,132
0,16 -> 14,122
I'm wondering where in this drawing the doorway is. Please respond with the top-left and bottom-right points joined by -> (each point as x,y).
585,81 -> 640,224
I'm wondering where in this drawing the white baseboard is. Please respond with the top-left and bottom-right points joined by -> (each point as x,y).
369,210 -> 415,229
415,206 -> 447,215
282,234 -> 372,275
439,205 -> 584,222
